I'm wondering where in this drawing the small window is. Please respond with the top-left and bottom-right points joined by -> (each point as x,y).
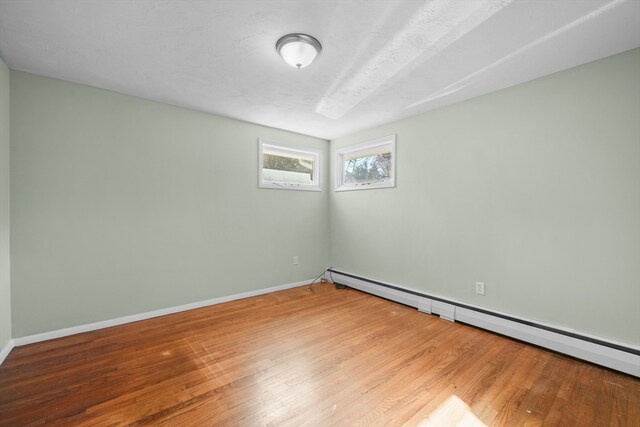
258,139 -> 321,191
335,135 -> 396,191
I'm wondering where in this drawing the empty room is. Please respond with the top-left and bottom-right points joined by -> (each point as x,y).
0,0 -> 639,425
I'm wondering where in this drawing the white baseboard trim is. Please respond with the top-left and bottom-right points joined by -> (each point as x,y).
328,270 -> 640,377
0,338 -> 15,366
12,279 -> 312,347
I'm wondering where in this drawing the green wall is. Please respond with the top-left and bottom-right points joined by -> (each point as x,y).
7,49 -> 640,346
10,71 -> 329,337
0,57 -> 10,350
330,49 -> 640,346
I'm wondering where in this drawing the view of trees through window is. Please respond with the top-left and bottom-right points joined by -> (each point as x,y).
264,153 -> 313,177
263,153 -> 314,184
344,152 -> 392,184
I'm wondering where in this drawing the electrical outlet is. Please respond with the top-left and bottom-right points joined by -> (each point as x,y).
293,256 -> 298,265
475,282 -> 485,295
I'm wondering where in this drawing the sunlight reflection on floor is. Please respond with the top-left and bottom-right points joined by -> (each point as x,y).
419,395 -> 486,427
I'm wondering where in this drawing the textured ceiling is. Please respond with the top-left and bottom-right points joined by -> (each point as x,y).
0,0 -> 638,139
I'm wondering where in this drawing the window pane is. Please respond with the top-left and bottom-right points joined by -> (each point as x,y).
343,152 -> 392,184
259,139 -> 321,191
335,134 -> 395,191
263,152 -> 314,184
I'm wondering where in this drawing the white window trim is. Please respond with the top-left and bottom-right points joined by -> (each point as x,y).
335,134 -> 396,192
258,139 -> 322,192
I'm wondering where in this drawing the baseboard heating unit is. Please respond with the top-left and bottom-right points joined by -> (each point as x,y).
326,269 -> 639,377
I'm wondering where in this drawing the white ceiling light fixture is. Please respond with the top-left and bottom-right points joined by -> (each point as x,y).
276,33 -> 322,69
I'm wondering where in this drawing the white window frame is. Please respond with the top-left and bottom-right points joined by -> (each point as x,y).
258,139 -> 321,191
335,134 -> 396,192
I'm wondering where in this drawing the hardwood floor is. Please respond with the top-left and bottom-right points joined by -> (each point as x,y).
0,283 -> 638,426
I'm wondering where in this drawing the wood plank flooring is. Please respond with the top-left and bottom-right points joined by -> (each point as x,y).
0,283 -> 638,426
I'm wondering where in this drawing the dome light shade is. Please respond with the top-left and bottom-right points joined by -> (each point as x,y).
276,34 -> 322,69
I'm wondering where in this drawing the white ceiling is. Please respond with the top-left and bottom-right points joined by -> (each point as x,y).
0,0 -> 638,140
